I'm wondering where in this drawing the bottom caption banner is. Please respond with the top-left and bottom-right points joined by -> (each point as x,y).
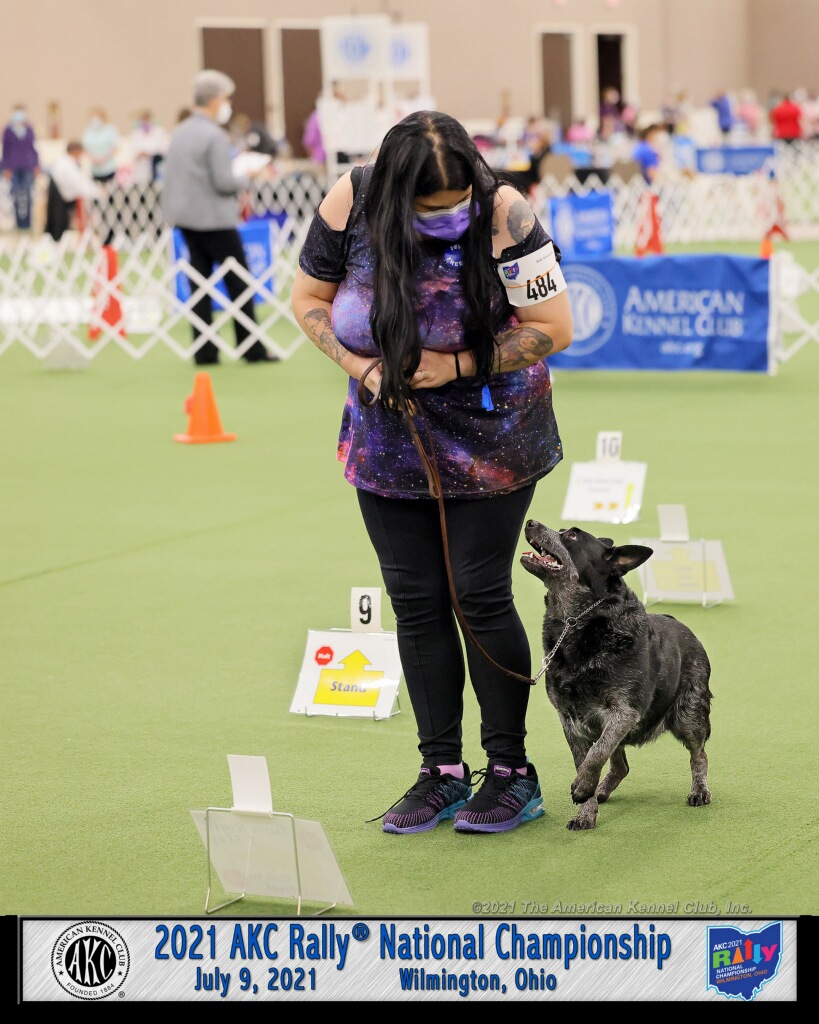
19,917 -> 796,1002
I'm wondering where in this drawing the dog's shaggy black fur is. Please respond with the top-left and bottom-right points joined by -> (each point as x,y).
521,521 -> 713,830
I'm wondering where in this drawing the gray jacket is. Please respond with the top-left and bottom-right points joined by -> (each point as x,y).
160,113 -> 250,231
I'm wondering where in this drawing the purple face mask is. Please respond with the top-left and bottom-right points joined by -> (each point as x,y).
412,196 -> 475,240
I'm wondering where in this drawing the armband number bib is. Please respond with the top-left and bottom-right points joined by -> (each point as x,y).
497,241 -> 567,307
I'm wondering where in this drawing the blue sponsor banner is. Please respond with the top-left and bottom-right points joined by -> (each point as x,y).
549,254 -> 770,372
172,214 -> 287,307
550,141 -> 594,168
696,146 -> 775,175
548,193 -> 614,259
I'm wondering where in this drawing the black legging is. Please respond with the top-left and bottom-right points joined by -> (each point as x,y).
357,483 -> 536,768
180,227 -> 268,363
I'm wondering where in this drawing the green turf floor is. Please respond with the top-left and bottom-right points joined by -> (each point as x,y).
1,241 -> 817,921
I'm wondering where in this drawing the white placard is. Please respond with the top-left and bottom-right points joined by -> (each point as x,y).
231,151 -> 271,178
631,538 -> 735,604
290,628 -> 401,719
658,504 -> 690,542
320,15 -> 390,80
389,23 -> 429,82
561,460 -> 647,524
189,809 -> 354,908
596,431 -> 623,462
350,586 -> 382,633
227,754 -> 273,814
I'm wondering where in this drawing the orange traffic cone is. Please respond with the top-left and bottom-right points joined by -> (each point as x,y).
174,372 -> 237,445
88,245 -> 126,341
635,192 -> 664,257
759,234 -> 775,259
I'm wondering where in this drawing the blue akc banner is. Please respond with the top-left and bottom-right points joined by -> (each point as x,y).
695,146 -> 775,175
172,214 -> 287,307
549,254 -> 771,372
548,193 -> 614,259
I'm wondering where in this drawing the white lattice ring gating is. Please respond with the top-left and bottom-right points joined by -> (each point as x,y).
2,141 -> 819,366
0,218 -> 312,362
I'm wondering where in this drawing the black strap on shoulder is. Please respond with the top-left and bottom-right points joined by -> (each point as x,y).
350,164 -> 364,201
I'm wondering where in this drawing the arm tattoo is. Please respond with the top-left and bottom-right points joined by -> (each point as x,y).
303,306 -> 348,366
494,323 -> 554,371
506,199 -> 536,243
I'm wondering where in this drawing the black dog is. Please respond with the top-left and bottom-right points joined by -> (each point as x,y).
521,521 -> 713,830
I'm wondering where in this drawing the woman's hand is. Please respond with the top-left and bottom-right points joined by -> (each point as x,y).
409,349 -> 473,389
353,355 -> 383,400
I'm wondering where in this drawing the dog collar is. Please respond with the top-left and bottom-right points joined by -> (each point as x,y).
532,596 -> 607,685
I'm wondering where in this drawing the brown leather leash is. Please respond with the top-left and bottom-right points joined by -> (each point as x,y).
357,356 -> 536,686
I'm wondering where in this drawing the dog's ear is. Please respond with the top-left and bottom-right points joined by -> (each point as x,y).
598,536 -> 615,548
606,544 -> 653,576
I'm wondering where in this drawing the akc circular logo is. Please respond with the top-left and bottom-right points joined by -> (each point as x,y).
51,921 -> 130,1000
562,264 -> 618,355
339,33 -> 370,64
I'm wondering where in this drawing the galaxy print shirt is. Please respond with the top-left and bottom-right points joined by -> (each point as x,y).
298,168 -> 563,500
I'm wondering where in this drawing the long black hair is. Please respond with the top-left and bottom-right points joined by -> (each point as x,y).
360,110 -> 505,410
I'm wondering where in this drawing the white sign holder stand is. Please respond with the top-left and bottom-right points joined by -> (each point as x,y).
631,504 -> 735,609
561,431 -> 647,525
190,755 -> 354,916
289,587 -> 402,720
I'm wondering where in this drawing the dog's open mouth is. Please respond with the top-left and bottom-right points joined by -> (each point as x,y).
521,540 -> 564,572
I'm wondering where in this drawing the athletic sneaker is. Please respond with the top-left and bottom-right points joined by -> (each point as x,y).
377,765 -> 472,834
453,763 -> 545,833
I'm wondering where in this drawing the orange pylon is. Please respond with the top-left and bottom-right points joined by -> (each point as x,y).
635,192 -> 664,257
174,372 -> 237,445
88,244 -> 126,341
759,234 -> 775,259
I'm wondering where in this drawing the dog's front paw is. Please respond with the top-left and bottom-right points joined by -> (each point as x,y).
571,772 -> 598,804
567,810 -> 597,830
688,788 -> 711,807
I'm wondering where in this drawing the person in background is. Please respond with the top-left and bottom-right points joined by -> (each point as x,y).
302,103 -> 326,166
661,94 -> 681,135
632,123 -> 667,186
516,123 -> 553,197
1,103 -> 40,231
46,100 -> 62,140
599,86 -> 625,140
770,90 -> 804,143
291,110 -> 573,836
127,109 -> 169,185
82,107 -> 121,244
229,112 -> 278,159
82,107 -> 120,185
43,141 -> 102,241
736,89 -> 761,138
710,91 -> 734,143
565,119 -> 594,143
160,69 -> 278,365
800,89 -> 819,140
621,98 -> 639,137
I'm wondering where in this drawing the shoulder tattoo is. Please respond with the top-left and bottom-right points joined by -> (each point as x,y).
506,199 -> 536,243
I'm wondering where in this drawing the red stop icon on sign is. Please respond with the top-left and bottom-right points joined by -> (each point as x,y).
315,646 -> 334,666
